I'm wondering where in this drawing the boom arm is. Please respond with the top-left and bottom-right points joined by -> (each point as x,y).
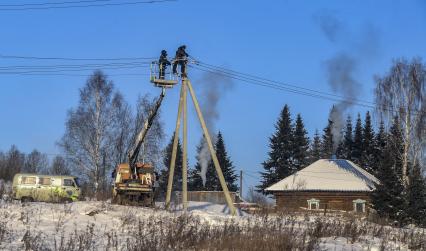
128,88 -> 165,170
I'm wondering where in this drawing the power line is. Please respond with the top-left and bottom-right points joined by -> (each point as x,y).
197,60 -> 376,106
0,53 -> 155,61
0,65 -> 149,74
0,0 -> 111,7
190,65 -> 376,110
0,61 -> 150,70
190,63 -> 423,116
0,0 -> 176,11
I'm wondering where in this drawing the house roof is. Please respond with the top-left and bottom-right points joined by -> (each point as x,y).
265,159 -> 379,192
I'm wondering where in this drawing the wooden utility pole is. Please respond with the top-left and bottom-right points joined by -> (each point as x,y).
240,170 -> 243,199
165,64 -> 236,216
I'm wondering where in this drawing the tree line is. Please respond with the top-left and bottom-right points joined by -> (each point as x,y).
0,146 -> 70,180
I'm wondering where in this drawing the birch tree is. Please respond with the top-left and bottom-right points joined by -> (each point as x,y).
59,71 -> 118,195
375,58 -> 426,186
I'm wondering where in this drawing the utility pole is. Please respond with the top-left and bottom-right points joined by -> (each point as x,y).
239,170 -> 243,200
165,58 -> 236,216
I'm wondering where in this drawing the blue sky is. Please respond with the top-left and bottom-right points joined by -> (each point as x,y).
0,0 -> 425,194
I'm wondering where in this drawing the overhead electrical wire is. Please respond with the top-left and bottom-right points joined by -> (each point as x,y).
0,53 -> 420,114
0,0 -> 176,11
193,61 -> 376,107
0,0 -> 112,7
190,64 -> 376,110
0,61 -> 150,70
190,63 -> 422,115
0,53 -> 156,61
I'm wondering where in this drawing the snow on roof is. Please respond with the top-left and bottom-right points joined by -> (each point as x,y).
265,159 -> 379,192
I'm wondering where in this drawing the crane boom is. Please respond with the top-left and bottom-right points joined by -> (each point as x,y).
128,88 -> 165,170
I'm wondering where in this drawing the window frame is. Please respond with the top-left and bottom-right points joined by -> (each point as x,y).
38,177 -> 52,186
352,199 -> 366,213
307,198 -> 320,210
63,179 -> 75,187
21,176 -> 37,185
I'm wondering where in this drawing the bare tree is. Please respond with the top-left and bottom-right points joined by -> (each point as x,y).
3,145 -> 25,181
24,149 -> 48,174
107,92 -> 133,168
375,58 -> 426,185
59,71 -> 118,195
49,156 -> 70,175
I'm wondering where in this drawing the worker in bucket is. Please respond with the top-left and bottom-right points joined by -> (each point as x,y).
172,45 -> 189,78
158,50 -> 171,80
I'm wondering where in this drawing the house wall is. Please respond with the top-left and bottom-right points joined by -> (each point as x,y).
273,191 -> 371,212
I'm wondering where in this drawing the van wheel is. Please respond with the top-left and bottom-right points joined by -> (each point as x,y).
62,198 -> 73,204
21,197 -> 33,203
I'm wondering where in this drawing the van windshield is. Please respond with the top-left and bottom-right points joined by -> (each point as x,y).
74,178 -> 80,187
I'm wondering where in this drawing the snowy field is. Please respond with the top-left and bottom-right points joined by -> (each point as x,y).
0,200 -> 424,250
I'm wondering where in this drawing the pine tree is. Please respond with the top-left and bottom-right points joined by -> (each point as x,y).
388,116 -> 404,179
258,105 -> 294,193
309,129 -> 321,163
372,116 -> 408,225
406,162 -> 426,227
320,119 -> 334,159
352,113 -> 363,165
214,132 -> 238,192
371,138 -> 407,224
158,136 -> 183,196
338,116 -> 353,160
361,111 -> 376,173
292,114 -> 310,171
373,121 -> 387,175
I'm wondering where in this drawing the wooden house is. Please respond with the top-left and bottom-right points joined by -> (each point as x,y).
265,159 -> 379,213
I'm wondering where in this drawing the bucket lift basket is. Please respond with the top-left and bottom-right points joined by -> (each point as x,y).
150,61 -> 178,88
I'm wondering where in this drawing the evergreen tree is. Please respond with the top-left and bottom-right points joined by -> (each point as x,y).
361,111 -> 376,173
388,116 -> 404,179
258,105 -> 294,193
371,137 -> 407,224
372,116 -> 408,225
320,119 -> 334,159
292,114 -> 310,171
158,135 -> 183,197
373,121 -> 387,174
309,129 -> 321,163
406,162 -> 426,227
352,113 -> 363,165
188,140 -> 204,191
214,132 -> 238,192
338,116 -> 353,160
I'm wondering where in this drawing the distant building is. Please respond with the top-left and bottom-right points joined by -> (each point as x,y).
265,159 -> 379,213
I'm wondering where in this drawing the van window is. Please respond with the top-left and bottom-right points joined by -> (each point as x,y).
39,177 -> 52,186
63,179 -> 74,187
21,176 -> 36,185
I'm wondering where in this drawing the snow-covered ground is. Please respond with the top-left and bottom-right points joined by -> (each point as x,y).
0,200 -> 424,250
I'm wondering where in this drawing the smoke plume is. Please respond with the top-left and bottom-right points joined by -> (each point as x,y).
325,53 -> 360,150
315,11 -> 380,152
196,71 -> 234,186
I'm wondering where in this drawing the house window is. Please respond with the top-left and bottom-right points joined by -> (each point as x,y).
353,199 -> 366,213
307,198 -> 320,210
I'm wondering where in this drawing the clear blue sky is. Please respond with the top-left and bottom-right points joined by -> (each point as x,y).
0,0 -> 425,194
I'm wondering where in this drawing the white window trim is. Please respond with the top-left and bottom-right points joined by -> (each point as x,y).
353,199 -> 366,213
307,198 -> 320,210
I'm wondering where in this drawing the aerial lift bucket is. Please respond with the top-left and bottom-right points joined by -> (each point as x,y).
150,61 -> 178,88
